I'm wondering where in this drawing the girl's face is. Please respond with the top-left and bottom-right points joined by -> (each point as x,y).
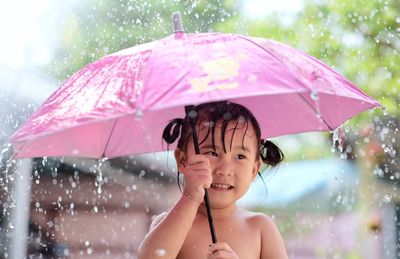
183,119 -> 262,209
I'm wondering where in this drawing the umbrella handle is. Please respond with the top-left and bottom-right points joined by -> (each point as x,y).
185,105 -> 218,244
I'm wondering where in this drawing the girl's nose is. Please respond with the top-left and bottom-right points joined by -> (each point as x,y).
214,159 -> 233,176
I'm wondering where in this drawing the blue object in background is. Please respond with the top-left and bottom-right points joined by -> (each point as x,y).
237,157 -> 359,209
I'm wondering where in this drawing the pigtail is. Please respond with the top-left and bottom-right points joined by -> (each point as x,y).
162,118 -> 187,194
260,139 -> 284,167
162,118 -> 185,145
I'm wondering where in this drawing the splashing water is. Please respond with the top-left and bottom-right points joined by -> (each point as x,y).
0,144 -> 17,221
1,143 -> 16,185
331,128 -> 339,152
94,157 -> 108,194
383,194 -> 392,204
381,106 -> 388,116
331,126 -> 347,158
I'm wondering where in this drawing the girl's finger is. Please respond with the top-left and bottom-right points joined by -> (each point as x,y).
181,162 -> 211,175
187,154 -> 209,164
208,242 -> 232,253
207,250 -> 235,259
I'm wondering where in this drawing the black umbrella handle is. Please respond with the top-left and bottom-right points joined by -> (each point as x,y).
185,105 -> 217,244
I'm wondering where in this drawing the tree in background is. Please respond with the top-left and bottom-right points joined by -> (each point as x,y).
229,0 -> 398,117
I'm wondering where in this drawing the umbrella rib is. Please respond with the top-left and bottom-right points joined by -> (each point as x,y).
101,119 -> 118,157
297,93 -> 333,131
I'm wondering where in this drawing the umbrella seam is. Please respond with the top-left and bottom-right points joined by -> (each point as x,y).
101,118 -> 118,157
297,92 -> 333,131
144,71 -> 191,110
236,35 -> 311,90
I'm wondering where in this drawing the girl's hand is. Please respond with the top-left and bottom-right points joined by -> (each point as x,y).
181,154 -> 212,204
207,242 -> 239,259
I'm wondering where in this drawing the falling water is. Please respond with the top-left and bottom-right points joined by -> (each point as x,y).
94,157 -> 108,194
310,89 -> 323,124
0,143 -> 16,223
1,144 -> 15,185
135,108 -> 155,153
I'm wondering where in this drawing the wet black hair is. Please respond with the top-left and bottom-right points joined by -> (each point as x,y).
163,101 -> 284,167
163,101 -> 285,193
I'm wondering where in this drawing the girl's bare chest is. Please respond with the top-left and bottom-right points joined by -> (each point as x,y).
178,220 -> 260,259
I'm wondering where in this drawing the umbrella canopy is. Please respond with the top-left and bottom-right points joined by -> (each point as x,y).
10,31 -> 379,159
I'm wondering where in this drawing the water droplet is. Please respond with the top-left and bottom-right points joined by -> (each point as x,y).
381,106 -> 388,116
223,112 -> 232,120
135,109 -> 143,119
336,194 -> 342,203
248,74 -> 257,82
310,90 -> 319,101
64,249 -> 70,256
383,194 -> 392,203
42,157 -> 48,166
155,249 -> 166,256
188,110 -> 197,118
87,247 -> 93,254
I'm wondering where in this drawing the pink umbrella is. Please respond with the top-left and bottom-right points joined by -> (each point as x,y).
10,29 -> 380,158
10,13 -> 380,243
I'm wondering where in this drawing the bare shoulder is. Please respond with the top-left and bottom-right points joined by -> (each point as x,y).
241,210 -> 288,259
243,210 -> 276,228
149,212 -> 168,231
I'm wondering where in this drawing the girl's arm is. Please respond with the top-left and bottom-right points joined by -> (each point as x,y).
137,153 -> 212,259
137,195 -> 200,259
259,214 -> 288,259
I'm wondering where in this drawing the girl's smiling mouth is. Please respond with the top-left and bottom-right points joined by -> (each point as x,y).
210,183 -> 234,191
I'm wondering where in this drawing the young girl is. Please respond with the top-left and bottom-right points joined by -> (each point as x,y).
138,101 -> 288,259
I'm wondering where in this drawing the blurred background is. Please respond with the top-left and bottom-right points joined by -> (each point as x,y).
0,0 -> 399,258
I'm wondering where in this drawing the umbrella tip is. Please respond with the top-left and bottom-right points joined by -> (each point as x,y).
172,12 -> 184,33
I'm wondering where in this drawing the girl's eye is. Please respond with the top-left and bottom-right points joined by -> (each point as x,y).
236,154 -> 246,160
205,151 -> 218,157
